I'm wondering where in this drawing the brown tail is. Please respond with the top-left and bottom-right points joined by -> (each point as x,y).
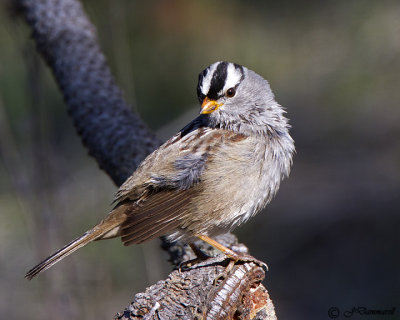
25,208 -> 126,280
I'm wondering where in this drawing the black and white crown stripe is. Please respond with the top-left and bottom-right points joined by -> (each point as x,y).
197,62 -> 244,101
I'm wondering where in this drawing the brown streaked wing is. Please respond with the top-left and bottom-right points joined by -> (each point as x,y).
120,187 -> 199,245
118,129 -> 248,245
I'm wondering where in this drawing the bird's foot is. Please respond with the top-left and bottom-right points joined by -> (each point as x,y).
196,234 -> 268,271
180,235 -> 268,281
213,253 -> 268,286
225,251 -> 269,272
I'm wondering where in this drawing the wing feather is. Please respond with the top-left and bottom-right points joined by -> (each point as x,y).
120,188 -> 198,245
114,127 -> 247,245
123,219 -> 181,246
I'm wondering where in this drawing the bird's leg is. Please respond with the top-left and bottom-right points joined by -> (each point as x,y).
196,234 -> 240,258
189,243 -> 211,260
180,240 -> 235,285
178,243 -> 212,270
196,234 -> 268,271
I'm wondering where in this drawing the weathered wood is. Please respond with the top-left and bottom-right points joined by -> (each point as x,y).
117,235 -> 276,320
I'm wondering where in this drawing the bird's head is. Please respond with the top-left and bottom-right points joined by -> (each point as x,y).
197,61 -> 289,136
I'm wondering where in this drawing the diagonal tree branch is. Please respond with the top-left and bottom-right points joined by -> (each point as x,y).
16,0 -> 276,318
18,0 -> 160,186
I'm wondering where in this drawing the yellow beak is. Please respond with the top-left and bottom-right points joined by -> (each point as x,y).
200,97 -> 222,114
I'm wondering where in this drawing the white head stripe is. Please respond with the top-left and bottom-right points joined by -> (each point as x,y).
220,63 -> 242,95
200,62 -> 219,96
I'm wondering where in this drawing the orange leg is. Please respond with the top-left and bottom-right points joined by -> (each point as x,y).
196,234 -> 268,271
196,234 -> 241,260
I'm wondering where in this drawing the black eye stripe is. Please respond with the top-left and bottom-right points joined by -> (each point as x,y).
197,62 -> 244,102
207,62 -> 228,100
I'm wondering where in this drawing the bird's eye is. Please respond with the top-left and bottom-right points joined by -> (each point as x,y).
225,87 -> 236,98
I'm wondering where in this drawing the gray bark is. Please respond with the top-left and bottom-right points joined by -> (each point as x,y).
18,0 -> 159,186
16,0 -> 276,318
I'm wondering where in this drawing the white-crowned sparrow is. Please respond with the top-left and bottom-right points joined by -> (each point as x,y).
26,61 -> 295,279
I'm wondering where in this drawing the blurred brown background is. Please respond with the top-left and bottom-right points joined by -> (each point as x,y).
0,0 -> 399,319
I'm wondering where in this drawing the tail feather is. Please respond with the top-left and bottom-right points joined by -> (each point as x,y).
25,230 -> 96,280
25,207 -> 126,280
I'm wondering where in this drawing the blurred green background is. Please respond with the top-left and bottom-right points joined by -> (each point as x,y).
1,0 -> 399,319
